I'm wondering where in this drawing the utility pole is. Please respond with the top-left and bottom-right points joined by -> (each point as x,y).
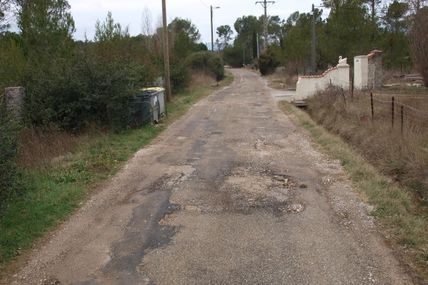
210,5 -> 220,51
255,0 -> 275,51
162,0 -> 172,102
311,4 -> 316,74
256,33 -> 260,59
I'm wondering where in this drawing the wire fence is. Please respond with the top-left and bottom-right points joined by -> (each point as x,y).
345,90 -> 428,135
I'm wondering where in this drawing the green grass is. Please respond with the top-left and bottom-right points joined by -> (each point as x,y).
279,102 -> 428,280
0,73 -> 233,267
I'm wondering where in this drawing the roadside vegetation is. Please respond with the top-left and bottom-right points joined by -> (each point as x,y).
0,0 -> 229,267
280,101 -> 428,281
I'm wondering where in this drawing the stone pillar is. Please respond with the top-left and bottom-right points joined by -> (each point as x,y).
4,87 -> 25,119
354,55 -> 369,90
337,61 -> 350,90
354,50 -> 382,90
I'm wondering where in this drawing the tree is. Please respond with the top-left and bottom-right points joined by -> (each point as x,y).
17,0 -> 75,54
385,1 -> 409,33
322,0 -> 346,11
321,0 -> 374,65
168,18 -> 200,42
281,12 -> 313,72
410,7 -> 428,86
216,25 -> 233,50
364,0 -> 382,21
267,16 -> 284,45
95,12 -> 129,42
168,18 -> 201,60
141,7 -> 153,36
16,0 -> 76,125
382,1 -> 411,69
234,16 -> 262,61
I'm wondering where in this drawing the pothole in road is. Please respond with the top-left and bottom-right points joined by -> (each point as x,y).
181,167 -> 306,217
147,166 -> 195,193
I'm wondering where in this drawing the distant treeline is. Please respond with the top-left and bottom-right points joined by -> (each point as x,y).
216,0 -> 427,81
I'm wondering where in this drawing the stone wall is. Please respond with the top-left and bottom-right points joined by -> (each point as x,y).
295,57 -> 350,101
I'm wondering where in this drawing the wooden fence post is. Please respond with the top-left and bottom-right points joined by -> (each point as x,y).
370,92 -> 374,121
401,106 -> 404,135
391,96 -> 395,128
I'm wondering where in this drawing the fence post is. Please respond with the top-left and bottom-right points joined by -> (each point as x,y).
4,87 -> 25,120
391,96 -> 395,128
370,92 -> 374,121
401,106 -> 404,135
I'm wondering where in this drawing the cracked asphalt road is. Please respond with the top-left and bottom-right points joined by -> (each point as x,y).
9,69 -> 413,285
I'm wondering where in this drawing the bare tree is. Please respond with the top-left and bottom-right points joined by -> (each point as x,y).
141,7 -> 152,36
410,8 -> 428,86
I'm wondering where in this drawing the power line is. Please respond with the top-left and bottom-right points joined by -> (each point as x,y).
255,0 -> 275,50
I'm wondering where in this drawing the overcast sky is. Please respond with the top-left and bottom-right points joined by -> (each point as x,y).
69,0 -> 321,43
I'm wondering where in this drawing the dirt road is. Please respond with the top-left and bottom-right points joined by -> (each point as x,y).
9,69 -> 412,284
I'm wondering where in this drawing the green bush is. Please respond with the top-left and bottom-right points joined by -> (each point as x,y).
223,46 -> 244,68
186,51 -> 224,81
259,49 -> 280,76
0,103 -> 20,211
171,63 -> 191,93
24,51 -> 153,131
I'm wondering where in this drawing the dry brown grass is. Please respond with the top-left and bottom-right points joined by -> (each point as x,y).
189,72 -> 217,90
17,127 -> 98,169
307,88 -> 428,202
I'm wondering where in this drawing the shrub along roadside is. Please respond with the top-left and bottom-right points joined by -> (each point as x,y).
186,51 -> 225,81
258,48 -> 280,76
279,101 -> 428,281
0,104 -> 20,212
0,72 -> 233,270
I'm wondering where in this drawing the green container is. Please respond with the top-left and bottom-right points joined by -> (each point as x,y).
129,88 -> 164,127
128,93 -> 152,127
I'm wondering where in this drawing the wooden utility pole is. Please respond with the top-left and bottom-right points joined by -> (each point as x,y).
311,4 -> 316,74
162,0 -> 172,102
255,0 -> 275,50
211,5 -> 214,51
210,5 -> 220,51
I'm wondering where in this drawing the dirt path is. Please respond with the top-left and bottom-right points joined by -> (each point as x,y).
7,69 -> 413,285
